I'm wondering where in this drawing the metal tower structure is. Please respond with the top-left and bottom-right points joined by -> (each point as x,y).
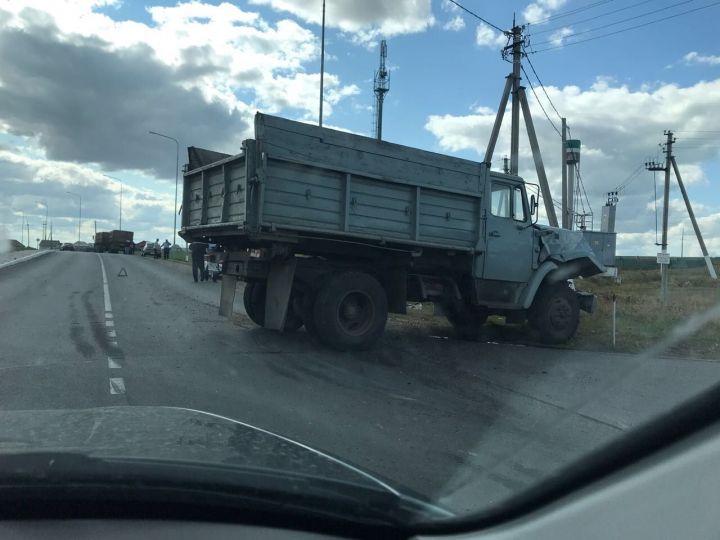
483,24 -> 558,227
373,40 -> 390,141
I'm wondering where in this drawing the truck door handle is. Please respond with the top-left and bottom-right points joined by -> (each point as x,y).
489,230 -> 501,237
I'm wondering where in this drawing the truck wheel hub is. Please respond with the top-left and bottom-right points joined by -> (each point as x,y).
548,297 -> 571,329
338,292 -> 374,335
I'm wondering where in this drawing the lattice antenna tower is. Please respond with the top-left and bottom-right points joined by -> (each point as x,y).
373,40 -> 390,140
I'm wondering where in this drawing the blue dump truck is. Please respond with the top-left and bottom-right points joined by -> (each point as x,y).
180,114 -> 603,351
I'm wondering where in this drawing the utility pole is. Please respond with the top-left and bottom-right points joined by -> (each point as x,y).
566,140 -> 581,230
645,131 -> 674,304
561,118 -> 568,228
671,154 -> 717,279
148,132 -> 179,246
681,226 -> 684,258
660,131 -> 673,302
509,23 -> 522,175
318,0 -> 326,128
26,222 -> 30,247
373,40 -> 390,141
483,23 -> 558,227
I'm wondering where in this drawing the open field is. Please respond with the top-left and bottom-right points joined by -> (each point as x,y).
572,264 -> 720,359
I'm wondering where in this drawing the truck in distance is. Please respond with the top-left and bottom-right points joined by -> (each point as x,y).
95,230 -> 134,253
180,114 -> 603,351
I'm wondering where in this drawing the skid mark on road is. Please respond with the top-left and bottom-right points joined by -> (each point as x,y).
68,293 -> 95,358
98,254 -> 126,401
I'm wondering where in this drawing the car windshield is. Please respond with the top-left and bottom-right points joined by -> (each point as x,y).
1,0 -> 719,528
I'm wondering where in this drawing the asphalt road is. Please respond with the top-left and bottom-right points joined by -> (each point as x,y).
2,250 -> 720,515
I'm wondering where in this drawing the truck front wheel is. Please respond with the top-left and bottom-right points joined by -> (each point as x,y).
313,272 -> 388,351
528,281 -> 580,344
243,282 -> 303,331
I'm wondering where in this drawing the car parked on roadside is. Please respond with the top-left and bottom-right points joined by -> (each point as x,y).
60,243 -> 74,251
142,242 -> 160,259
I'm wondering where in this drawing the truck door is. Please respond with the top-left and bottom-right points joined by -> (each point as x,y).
482,181 -> 534,283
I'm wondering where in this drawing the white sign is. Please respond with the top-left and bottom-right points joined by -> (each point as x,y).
657,252 -> 670,265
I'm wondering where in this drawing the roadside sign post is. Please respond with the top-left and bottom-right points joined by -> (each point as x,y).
657,252 -> 670,303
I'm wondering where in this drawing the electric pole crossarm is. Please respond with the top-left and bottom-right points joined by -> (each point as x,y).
484,75 -> 513,165
671,156 -> 717,279
518,87 -> 559,227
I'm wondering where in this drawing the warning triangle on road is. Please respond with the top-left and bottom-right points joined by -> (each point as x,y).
118,267 -> 128,277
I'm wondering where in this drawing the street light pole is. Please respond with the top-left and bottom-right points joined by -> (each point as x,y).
149,130 -> 179,247
37,201 -> 48,241
104,175 -> 124,230
66,191 -> 82,242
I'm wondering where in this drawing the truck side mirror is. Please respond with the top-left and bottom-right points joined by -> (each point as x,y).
530,195 -> 538,214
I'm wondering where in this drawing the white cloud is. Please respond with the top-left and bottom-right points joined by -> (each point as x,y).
248,0 -> 435,45
443,15 -> 465,32
549,27 -> 572,46
424,78 -> 720,256
0,1 -> 362,243
684,51 -> 720,66
475,23 -> 506,48
0,146 -> 178,244
523,0 -> 568,25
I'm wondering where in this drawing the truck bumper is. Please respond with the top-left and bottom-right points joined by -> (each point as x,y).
576,291 -> 596,314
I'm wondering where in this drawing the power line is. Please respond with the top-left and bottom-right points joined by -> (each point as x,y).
615,163 -> 645,193
521,65 -> 562,137
532,0 -> 698,47
674,130 -> 720,133
529,0 -> 615,25
530,1 -> 720,53
523,47 -> 563,122
445,0 -> 506,33
530,0 -> 656,35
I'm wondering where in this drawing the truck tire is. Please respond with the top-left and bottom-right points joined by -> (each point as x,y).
446,305 -> 488,341
243,282 -> 303,331
529,281 -> 580,344
312,272 -> 388,351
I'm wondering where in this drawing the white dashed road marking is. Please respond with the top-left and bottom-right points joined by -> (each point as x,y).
108,357 -> 122,369
98,254 -> 126,397
109,377 -> 126,394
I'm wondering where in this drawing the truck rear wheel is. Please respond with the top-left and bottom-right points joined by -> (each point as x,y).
446,305 -> 488,341
313,272 -> 387,351
243,282 -> 303,331
529,281 -> 580,344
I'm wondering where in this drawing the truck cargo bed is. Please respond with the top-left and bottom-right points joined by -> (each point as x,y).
181,114 -> 499,252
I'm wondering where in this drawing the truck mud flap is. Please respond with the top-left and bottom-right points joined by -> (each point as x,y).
576,291 -> 596,314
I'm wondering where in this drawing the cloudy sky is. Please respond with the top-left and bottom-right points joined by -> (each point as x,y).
1,0 -> 719,256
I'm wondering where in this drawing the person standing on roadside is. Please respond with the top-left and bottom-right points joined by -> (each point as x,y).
161,239 -> 171,259
189,241 -> 208,282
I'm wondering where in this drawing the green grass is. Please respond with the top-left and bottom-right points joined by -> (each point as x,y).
168,249 -> 190,263
572,265 -> 720,358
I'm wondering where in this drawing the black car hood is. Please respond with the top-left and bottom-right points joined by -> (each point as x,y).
0,406 -> 387,488
0,406 -> 452,523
